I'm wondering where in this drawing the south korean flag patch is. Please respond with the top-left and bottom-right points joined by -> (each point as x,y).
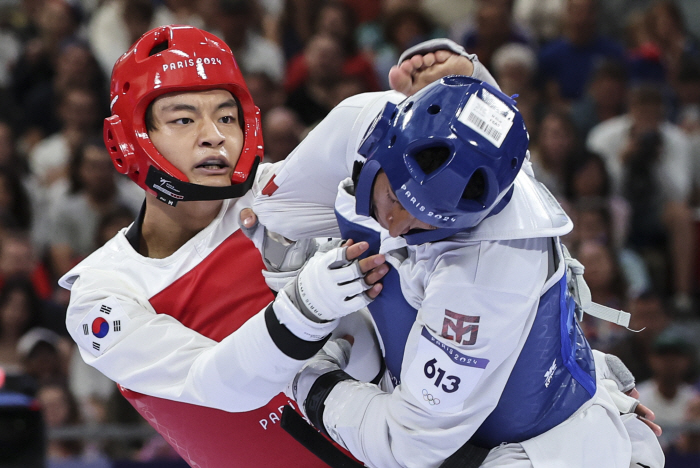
75,296 -> 131,357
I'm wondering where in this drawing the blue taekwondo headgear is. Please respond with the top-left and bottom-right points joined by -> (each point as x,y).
354,75 -> 529,244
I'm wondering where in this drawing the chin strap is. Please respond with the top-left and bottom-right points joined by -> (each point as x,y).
144,157 -> 260,206
562,244 -> 639,331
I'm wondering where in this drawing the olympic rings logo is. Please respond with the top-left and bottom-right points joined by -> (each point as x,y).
422,389 -> 440,405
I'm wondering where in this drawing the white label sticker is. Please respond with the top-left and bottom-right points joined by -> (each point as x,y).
458,92 -> 514,148
405,327 -> 489,411
75,296 -> 131,357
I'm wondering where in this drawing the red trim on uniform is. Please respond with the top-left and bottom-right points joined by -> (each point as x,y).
262,176 -> 279,196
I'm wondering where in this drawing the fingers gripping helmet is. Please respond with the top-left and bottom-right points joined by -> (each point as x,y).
355,75 -> 529,244
104,25 -> 263,205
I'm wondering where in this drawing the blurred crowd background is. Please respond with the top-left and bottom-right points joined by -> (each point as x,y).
1,0 -> 700,466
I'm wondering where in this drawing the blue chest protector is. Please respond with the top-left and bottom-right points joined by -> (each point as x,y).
336,211 -> 597,448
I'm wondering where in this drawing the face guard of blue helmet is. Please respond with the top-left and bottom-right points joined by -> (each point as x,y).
354,75 -> 529,244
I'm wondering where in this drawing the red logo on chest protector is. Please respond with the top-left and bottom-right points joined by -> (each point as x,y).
441,310 -> 480,345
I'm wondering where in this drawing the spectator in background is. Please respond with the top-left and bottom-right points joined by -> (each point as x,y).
94,206 -> 138,250
529,109 -> 579,199
17,327 -> 68,387
285,33 -> 344,127
373,6 -> 436,90
0,120 -> 25,170
624,9 -> 666,85
0,230 -> 52,300
152,0 -> 206,32
671,58 -> 700,206
538,0 -> 625,106
262,106 -> 305,164
490,42 -> 540,133
211,0 -> 285,83
10,0 -> 82,131
674,58 -> 700,134
562,150 -> 630,247
27,87 -> 106,255
284,0 -> 379,94
570,59 -> 628,139
573,239 -> 628,350
277,0 -> 325,60
20,40 -> 107,147
0,168 -> 32,230
512,0 -> 565,44
587,83 -> 695,311
609,291 -> 672,384
568,199 -> 651,298
459,0 -> 532,71
88,0 -> 155,78
637,329 -> 700,448
243,71 -> 286,120
47,138 -> 140,280
646,0 -> 700,86
37,382 -> 86,465
28,87 -> 103,189
0,277 -> 43,372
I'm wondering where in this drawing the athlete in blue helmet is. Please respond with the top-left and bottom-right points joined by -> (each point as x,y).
251,43 -> 664,468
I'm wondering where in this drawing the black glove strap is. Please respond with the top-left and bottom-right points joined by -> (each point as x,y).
305,369 -> 354,436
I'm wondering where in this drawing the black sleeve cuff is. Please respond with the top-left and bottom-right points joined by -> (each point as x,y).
264,304 -> 330,360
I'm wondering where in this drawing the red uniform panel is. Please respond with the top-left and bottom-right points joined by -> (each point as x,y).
120,230 -> 329,467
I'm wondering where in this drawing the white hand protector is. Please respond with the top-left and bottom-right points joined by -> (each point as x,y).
593,350 -> 639,414
283,244 -> 373,322
286,338 -> 352,418
239,214 -> 320,291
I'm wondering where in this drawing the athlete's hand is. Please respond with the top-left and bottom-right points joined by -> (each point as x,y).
389,50 -> 474,96
283,240 -> 387,322
593,350 -> 662,436
627,388 -> 662,436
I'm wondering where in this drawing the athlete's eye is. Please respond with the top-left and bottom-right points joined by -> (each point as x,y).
173,117 -> 193,124
220,115 -> 236,124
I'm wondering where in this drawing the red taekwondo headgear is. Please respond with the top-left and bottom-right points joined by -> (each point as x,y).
104,25 -> 263,205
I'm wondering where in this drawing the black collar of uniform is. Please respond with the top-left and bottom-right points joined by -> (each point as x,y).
125,200 -> 146,252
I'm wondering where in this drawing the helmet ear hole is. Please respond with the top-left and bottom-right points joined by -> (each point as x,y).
462,170 -> 486,201
427,104 -> 441,115
122,82 -> 130,94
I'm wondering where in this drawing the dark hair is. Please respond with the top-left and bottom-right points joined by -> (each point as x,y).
563,149 -> 611,200
0,277 -> 43,338
0,166 -> 32,230
67,135 -> 105,194
313,0 -> 359,56
383,7 -> 433,49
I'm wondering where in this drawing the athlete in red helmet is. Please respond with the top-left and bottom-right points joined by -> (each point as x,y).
60,25 -> 387,467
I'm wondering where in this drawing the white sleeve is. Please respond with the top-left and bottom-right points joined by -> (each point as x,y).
65,270 -> 315,412
253,91 -> 404,240
321,240 -> 548,468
